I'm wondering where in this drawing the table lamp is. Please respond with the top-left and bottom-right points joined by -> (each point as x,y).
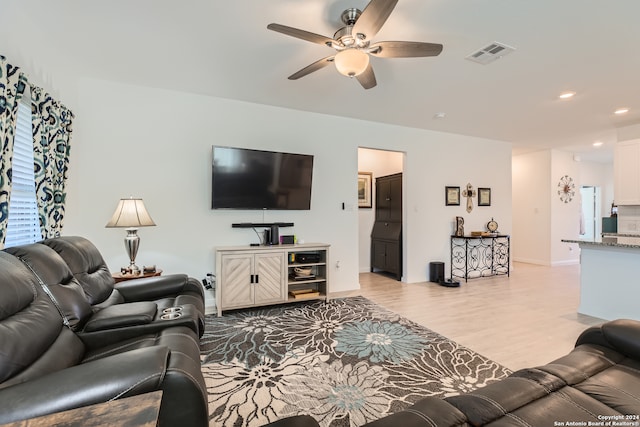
105,197 -> 156,274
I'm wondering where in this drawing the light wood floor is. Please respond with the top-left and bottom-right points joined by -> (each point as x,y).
333,262 -> 605,372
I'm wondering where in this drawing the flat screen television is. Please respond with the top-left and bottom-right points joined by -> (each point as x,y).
211,146 -> 314,210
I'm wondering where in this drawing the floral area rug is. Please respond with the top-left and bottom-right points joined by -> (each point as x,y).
200,296 -> 511,427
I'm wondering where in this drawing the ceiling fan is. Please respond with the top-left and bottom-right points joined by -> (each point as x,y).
267,0 -> 443,89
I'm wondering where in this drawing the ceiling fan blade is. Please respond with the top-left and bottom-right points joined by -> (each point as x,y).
288,56 -> 335,80
267,23 -> 334,47
369,41 -> 443,58
355,64 -> 377,89
352,0 -> 398,41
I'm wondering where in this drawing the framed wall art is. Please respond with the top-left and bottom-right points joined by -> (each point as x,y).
445,186 -> 460,206
358,172 -> 373,208
478,187 -> 491,206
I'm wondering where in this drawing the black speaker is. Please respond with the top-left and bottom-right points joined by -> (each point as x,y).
270,224 -> 280,245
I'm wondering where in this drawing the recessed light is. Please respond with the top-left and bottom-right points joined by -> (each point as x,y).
593,141 -> 604,147
433,112 -> 446,119
559,91 -> 576,99
615,108 -> 629,115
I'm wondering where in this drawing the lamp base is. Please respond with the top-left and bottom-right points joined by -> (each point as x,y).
124,229 -> 141,275
128,263 -> 141,275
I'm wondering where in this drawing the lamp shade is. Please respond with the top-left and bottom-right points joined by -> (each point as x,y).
334,49 -> 369,77
105,198 -> 156,228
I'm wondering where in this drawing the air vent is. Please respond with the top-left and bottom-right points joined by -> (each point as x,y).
466,42 -> 515,65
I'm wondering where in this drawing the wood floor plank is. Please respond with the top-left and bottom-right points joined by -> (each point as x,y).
333,262 -> 604,371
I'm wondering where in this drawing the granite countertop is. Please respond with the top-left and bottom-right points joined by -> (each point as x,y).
562,234 -> 640,249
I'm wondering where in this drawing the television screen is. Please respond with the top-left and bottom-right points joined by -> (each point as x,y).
212,146 -> 314,210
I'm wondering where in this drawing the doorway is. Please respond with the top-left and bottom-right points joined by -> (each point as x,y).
580,186 -> 601,242
357,147 -> 405,279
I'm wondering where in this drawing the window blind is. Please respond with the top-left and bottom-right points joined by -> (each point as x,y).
4,100 -> 40,247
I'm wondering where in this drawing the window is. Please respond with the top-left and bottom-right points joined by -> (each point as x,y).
4,97 -> 40,247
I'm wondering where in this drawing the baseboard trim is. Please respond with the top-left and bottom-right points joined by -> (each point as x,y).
551,259 -> 580,266
512,257 -> 550,266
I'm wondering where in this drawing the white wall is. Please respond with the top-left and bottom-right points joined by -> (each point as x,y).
357,148 -> 403,273
512,151 -> 552,265
60,78 -> 512,289
550,150 -> 582,265
513,149 -> 613,266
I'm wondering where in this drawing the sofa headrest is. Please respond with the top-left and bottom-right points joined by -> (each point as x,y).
576,319 -> 640,360
0,252 -> 64,383
4,243 -> 93,331
0,252 -> 37,320
41,236 -> 115,306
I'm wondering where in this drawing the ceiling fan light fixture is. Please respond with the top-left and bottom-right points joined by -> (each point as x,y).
334,49 -> 369,77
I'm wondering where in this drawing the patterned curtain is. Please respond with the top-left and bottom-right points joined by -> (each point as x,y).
31,85 -> 74,239
0,55 -> 27,247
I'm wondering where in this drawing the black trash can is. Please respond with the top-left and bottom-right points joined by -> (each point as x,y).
429,262 -> 444,283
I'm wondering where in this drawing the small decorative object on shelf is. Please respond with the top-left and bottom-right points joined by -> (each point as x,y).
289,288 -> 321,299
462,183 -> 476,213
143,265 -> 157,273
487,218 -> 499,234
557,175 -> 575,203
113,267 -> 162,283
455,216 -> 465,237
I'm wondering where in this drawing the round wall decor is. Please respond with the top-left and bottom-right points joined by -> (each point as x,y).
557,175 -> 575,203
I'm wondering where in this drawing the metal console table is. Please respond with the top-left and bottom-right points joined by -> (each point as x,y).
450,235 -> 510,282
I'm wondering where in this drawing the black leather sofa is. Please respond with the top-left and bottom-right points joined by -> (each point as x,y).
0,238 -> 208,426
267,319 -> 640,426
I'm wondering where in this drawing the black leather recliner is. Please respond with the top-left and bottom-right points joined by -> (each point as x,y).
0,249 -> 208,426
40,236 -> 205,336
5,242 -> 203,346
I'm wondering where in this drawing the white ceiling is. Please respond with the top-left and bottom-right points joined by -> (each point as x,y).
4,0 -> 640,162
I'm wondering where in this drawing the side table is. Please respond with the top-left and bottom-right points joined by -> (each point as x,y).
112,269 -> 162,283
450,235 -> 510,282
1,390 -> 162,427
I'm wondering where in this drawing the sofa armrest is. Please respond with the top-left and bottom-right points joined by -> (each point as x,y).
0,346 -> 170,425
575,319 -> 640,359
83,301 -> 157,332
115,274 -> 203,302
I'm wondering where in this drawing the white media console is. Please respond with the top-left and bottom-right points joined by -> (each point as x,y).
214,243 -> 330,316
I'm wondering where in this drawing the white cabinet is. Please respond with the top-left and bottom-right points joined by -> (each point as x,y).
614,139 -> 640,205
218,252 -> 285,312
216,243 -> 330,316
